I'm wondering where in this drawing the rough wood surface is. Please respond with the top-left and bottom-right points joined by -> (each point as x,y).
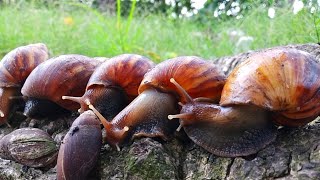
0,43 -> 320,180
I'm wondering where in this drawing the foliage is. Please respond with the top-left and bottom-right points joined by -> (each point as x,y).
313,6 -> 320,44
0,1 -> 318,62
93,0 -> 193,16
196,0 -> 319,23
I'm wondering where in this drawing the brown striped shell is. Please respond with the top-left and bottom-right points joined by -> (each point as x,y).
61,54 -> 155,121
0,43 -> 49,87
90,56 -> 226,149
21,54 -> 101,111
0,43 -> 49,125
139,56 -> 226,103
220,48 -> 320,126
87,54 -> 155,101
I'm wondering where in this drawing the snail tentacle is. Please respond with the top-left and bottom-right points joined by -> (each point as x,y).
61,96 -> 87,113
88,103 -> 111,129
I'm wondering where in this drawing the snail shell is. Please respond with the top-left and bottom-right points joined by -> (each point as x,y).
139,56 -> 225,103
169,48 -> 320,157
57,110 -> 102,180
0,43 -> 49,125
91,56 -> 226,149
21,54 -> 101,118
221,48 -> 320,126
62,54 -> 155,120
0,128 -> 58,168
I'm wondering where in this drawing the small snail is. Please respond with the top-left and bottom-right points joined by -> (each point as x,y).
21,54 -> 101,119
90,56 -> 226,150
57,110 -> 102,180
168,48 -> 320,157
0,128 -> 58,168
0,43 -> 49,125
62,54 -> 155,120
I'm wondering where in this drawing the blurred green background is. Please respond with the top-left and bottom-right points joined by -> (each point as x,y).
0,0 -> 319,62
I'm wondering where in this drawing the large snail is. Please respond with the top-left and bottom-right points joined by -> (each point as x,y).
21,54 -> 101,119
168,48 -> 320,157
56,54 -> 154,180
62,54 -> 155,120
90,56 -> 226,150
0,43 -> 49,125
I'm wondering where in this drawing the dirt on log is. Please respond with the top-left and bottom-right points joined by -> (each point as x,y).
0,43 -> 320,180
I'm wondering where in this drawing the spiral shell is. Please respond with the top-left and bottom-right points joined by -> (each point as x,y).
0,128 -> 58,168
0,43 -> 49,125
21,54 -> 101,111
0,43 -> 49,87
92,56 -> 226,148
220,48 -> 320,126
87,54 -> 155,101
139,56 -> 226,103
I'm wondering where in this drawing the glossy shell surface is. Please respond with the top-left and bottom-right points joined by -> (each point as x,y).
221,48 -> 320,126
21,54 -> 101,110
87,54 -> 154,101
139,56 -> 226,103
0,43 -> 49,87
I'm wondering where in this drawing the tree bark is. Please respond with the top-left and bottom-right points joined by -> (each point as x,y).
0,43 -> 320,180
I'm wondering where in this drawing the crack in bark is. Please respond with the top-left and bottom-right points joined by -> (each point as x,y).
162,140 -> 186,180
225,158 -> 235,179
177,147 -> 186,180
274,152 -> 292,179
287,152 -> 292,176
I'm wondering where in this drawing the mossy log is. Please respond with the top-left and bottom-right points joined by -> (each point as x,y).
0,43 -> 320,180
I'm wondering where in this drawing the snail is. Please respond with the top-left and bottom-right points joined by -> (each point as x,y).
57,110 -> 102,180
62,54 -> 155,120
21,54 -> 101,119
90,56 -> 226,150
0,43 -> 49,126
168,48 -> 320,157
0,128 -> 58,168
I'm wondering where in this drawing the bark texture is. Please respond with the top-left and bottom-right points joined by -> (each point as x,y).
0,43 -> 320,180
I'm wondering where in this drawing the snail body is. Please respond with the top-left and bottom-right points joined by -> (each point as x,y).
169,48 -> 320,157
57,110 -> 102,180
91,56 -> 226,149
0,43 -> 49,125
62,54 -> 155,120
21,54 -> 101,119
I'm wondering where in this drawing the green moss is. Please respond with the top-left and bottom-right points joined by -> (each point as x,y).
124,150 -> 176,179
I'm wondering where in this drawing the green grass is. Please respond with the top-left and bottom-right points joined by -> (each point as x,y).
0,2 -> 319,62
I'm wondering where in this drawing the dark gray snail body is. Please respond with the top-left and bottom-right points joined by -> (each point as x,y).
169,48 -> 320,157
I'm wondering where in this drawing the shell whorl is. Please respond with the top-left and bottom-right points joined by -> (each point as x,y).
220,48 -> 320,126
21,54 -> 101,111
0,43 -> 49,87
139,56 -> 226,103
86,54 -> 155,101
